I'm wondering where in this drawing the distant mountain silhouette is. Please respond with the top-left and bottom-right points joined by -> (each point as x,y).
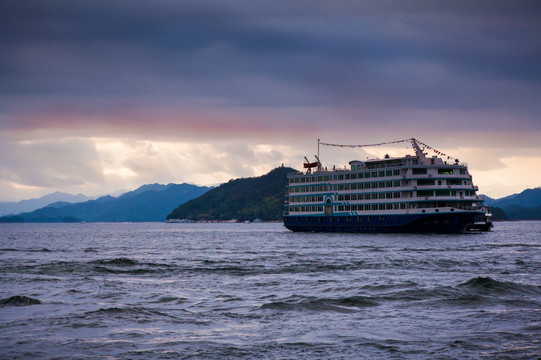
0,192 -> 91,216
489,188 -> 541,209
482,188 -> 541,220
0,184 -> 211,222
167,166 -> 296,222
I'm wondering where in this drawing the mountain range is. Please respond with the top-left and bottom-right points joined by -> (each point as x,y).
483,188 -> 541,208
1,175 -> 540,223
0,192 -> 92,216
482,187 -> 541,220
0,183 -> 211,223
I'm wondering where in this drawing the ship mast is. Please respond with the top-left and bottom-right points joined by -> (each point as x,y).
410,138 -> 428,165
317,138 -> 321,171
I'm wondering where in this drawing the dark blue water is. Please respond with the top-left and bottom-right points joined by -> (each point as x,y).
1,222 -> 540,359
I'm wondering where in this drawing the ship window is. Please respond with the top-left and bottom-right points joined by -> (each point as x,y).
438,169 -> 453,175
417,179 -> 435,186
417,190 -> 434,197
371,172 -> 378,177
378,171 -> 385,177
412,168 -> 427,175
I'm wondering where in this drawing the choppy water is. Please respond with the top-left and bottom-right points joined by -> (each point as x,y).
1,222 -> 540,359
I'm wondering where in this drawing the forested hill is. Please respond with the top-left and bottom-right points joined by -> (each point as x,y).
167,166 -> 297,222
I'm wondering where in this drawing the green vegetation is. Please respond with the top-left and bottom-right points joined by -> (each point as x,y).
488,207 -> 507,221
503,205 -> 541,220
167,166 -> 297,222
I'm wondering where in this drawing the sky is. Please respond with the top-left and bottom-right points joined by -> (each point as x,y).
1,0 -> 541,201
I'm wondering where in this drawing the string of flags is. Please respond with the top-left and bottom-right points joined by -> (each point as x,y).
319,138 -> 457,161
415,139 -> 457,161
319,138 -> 411,148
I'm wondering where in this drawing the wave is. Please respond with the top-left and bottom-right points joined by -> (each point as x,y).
260,294 -> 377,312
82,306 -> 206,325
93,257 -> 139,266
90,257 -> 173,275
149,295 -> 187,304
0,248 -> 51,252
459,276 -> 541,296
0,295 -> 41,306
86,306 -> 178,320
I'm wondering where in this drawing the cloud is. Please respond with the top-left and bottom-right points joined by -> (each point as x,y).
1,1 -> 541,200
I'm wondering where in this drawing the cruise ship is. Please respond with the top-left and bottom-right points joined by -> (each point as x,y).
283,138 -> 487,233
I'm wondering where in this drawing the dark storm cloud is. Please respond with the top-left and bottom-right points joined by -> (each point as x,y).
1,0 -> 541,131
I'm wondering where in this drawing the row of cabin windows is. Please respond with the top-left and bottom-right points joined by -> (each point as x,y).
289,169 -> 402,184
417,190 -> 476,197
287,200 -> 478,213
337,204 -> 405,211
289,167 -> 467,184
288,204 -> 406,212
337,192 -> 401,201
417,178 -> 469,186
412,168 -> 467,175
287,192 -> 402,205
289,189 -> 474,204
289,181 -> 401,193
289,185 -> 328,193
289,178 -> 471,193
288,206 -> 324,212
288,215 -> 392,223
289,195 -> 324,203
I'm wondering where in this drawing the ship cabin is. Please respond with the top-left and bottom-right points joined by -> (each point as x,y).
284,153 -> 483,219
